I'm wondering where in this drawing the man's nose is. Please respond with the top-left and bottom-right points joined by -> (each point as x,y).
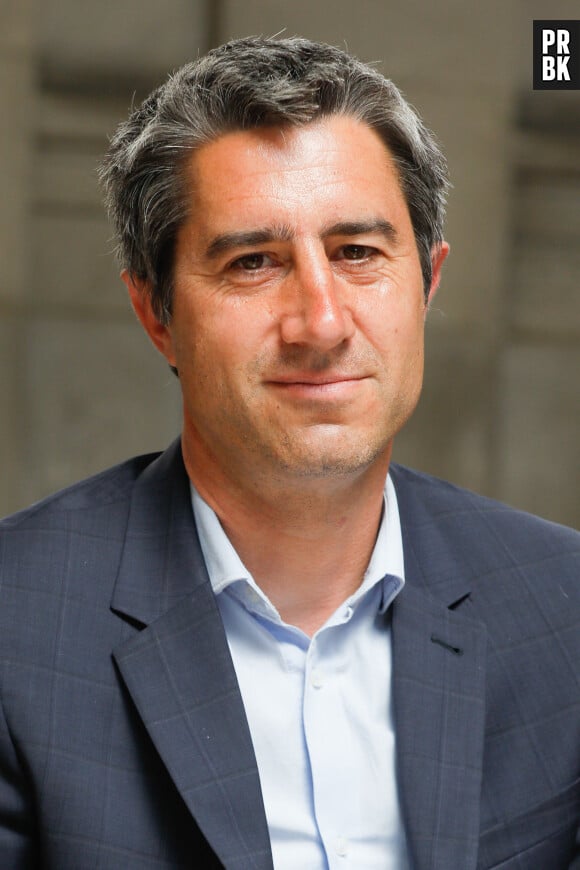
278,252 -> 355,350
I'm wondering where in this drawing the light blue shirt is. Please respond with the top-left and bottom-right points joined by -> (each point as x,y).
191,477 -> 409,870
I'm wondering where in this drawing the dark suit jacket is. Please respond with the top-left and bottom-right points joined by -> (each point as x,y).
1,439 -> 579,869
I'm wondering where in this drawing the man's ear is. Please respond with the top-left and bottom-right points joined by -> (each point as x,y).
425,241 -> 450,310
121,270 -> 177,368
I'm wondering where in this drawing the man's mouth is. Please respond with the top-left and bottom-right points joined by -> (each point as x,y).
266,373 -> 369,398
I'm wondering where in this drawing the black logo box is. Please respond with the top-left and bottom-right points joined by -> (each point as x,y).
533,20 -> 580,89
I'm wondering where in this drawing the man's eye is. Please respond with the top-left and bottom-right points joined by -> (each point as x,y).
231,253 -> 270,271
341,245 -> 374,261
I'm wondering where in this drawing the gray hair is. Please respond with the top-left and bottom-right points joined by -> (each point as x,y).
100,36 -> 449,323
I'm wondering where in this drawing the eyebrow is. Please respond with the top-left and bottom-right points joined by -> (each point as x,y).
205,226 -> 293,260
204,218 -> 398,260
321,219 -> 398,244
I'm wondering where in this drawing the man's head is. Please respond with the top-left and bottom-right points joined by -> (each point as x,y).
101,37 -> 450,492
100,36 -> 449,324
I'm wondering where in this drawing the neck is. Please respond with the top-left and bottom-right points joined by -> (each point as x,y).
183,436 -> 391,636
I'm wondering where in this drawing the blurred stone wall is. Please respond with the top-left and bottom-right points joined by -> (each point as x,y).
1,0 -> 578,528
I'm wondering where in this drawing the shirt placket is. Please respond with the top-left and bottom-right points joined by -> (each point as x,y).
303,622 -> 356,868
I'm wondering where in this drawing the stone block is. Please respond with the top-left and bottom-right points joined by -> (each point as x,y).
496,344 -> 580,528
0,0 -> 33,48
0,54 -> 33,300
516,172 -> 580,245
34,143 -> 104,210
510,242 -> 580,337
38,0 -> 208,86
31,213 -> 126,310
39,91 -> 132,142
20,317 -> 181,506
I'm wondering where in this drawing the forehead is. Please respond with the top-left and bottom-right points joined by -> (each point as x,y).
181,116 -> 413,241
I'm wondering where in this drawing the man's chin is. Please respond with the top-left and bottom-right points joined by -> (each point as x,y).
265,435 -> 392,481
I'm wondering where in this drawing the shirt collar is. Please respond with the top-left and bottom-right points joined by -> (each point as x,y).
365,473 -> 405,613
191,475 -> 405,617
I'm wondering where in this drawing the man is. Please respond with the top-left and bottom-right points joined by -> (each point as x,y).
0,36 -> 579,870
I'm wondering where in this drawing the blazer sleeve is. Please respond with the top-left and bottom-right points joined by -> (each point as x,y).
0,696 -> 38,867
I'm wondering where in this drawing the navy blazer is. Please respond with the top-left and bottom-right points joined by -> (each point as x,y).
1,439 -> 579,868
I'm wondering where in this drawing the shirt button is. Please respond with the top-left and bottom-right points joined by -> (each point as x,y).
310,669 -> 324,689
335,837 -> 348,857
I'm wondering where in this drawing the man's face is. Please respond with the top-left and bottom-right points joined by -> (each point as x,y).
131,116 -> 447,489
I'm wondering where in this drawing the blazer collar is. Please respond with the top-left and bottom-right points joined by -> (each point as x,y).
111,439 -> 273,870
111,439 -> 207,626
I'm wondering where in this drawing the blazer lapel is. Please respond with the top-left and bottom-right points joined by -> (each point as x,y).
110,441 -> 273,870
390,465 -> 488,870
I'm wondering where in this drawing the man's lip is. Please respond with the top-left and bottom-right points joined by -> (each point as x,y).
266,373 -> 368,386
